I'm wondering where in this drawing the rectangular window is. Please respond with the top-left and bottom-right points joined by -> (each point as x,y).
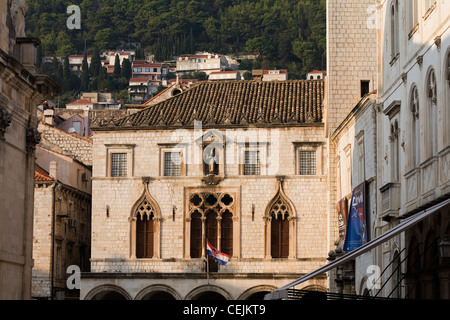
299,151 -> 316,175
164,152 -> 181,176
244,150 -> 260,175
111,153 -> 127,177
72,121 -> 81,134
361,80 -> 370,98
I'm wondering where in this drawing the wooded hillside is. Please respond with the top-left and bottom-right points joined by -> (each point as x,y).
26,0 -> 326,79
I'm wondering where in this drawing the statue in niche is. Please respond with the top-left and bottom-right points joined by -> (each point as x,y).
203,144 -> 220,176
208,148 -> 216,175
202,146 -> 222,186
10,0 -> 27,38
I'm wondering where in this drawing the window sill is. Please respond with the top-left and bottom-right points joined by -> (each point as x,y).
390,53 -> 400,66
408,24 -> 419,40
423,3 -> 436,21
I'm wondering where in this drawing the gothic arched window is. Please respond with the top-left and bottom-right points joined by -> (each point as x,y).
264,179 -> 296,259
190,210 -> 202,258
130,183 -> 162,259
445,49 -> 450,145
221,210 -> 233,257
426,68 -> 437,157
270,204 -> 290,258
390,0 -> 399,59
410,85 -> 420,167
186,191 -> 238,261
136,200 -> 154,258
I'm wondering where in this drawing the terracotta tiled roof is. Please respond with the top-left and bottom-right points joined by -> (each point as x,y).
66,99 -> 94,105
92,80 -> 324,130
129,78 -> 149,83
35,164 -> 54,182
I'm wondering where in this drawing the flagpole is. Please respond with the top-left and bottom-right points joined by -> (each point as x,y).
206,238 -> 209,284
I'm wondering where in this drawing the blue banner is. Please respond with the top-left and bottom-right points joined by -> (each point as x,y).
343,182 -> 367,252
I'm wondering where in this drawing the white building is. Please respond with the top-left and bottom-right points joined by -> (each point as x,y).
307,70 -> 327,80
208,71 -> 241,81
176,53 -> 229,76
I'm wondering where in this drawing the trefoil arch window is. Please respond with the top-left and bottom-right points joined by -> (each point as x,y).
130,180 -> 162,259
185,190 -> 240,265
264,178 -> 297,259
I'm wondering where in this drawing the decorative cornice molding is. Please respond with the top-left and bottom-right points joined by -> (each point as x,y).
434,36 -> 441,50
417,55 -> 423,69
0,108 -> 12,140
25,126 -> 40,152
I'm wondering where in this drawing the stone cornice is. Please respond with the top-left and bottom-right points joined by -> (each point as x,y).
0,107 -> 12,140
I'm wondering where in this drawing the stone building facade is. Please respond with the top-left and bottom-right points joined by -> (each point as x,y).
268,0 -> 450,301
32,112 -> 93,300
372,0 -> 450,299
81,80 -> 331,300
33,161 -> 91,300
0,0 -> 59,299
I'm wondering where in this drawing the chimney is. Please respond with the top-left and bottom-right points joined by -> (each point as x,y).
44,108 -> 55,126
49,161 -> 58,180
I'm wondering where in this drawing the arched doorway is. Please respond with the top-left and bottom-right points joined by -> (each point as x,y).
185,285 -> 233,300
135,285 -> 182,300
84,285 -> 131,300
194,291 -> 227,300
91,291 -> 127,300
237,285 -> 277,300
141,291 -> 177,300
244,292 -> 269,300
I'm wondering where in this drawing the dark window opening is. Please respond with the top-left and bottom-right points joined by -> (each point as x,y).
361,80 -> 370,97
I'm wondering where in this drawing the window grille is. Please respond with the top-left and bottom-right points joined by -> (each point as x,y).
244,150 -> 260,175
164,152 -> 181,176
299,151 -> 316,175
111,153 -> 127,177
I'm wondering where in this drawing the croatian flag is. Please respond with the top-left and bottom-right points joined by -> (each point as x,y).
206,241 -> 230,266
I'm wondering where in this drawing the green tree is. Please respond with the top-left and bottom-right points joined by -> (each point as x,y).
55,31 -> 76,57
246,37 -> 275,58
113,54 -> 121,78
94,28 -> 118,51
243,71 -> 252,80
81,52 -> 90,91
89,46 -> 102,78
121,59 -> 132,80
